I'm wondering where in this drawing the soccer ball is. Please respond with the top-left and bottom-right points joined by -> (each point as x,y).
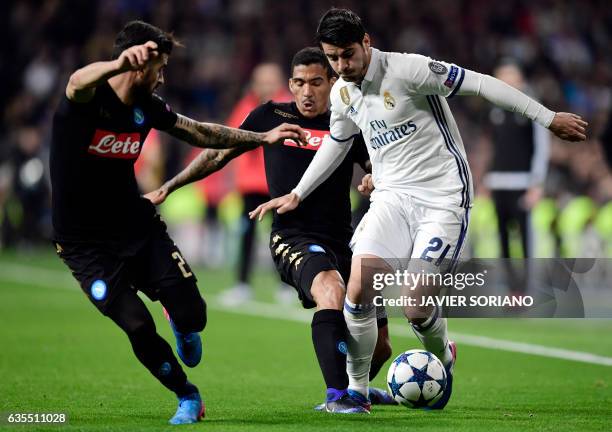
386,349 -> 447,408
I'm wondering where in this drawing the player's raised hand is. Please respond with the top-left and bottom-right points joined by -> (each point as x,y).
143,184 -> 170,205
357,173 -> 374,197
262,123 -> 308,147
549,112 -> 588,142
116,41 -> 159,72
249,192 -> 300,221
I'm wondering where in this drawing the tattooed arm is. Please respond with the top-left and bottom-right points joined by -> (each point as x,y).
167,114 -> 307,149
144,145 -> 255,205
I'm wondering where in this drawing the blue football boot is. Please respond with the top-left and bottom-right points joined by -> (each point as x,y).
164,307 -> 202,368
314,389 -> 370,414
347,389 -> 372,413
368,387 -> 398,405
169,392 -> 204,425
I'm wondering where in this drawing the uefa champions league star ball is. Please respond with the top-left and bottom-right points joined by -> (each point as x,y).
386,349 -> 447,408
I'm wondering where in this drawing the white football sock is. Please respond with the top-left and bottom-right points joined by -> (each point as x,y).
344,300 -> 378,398
411,306 -> 452,366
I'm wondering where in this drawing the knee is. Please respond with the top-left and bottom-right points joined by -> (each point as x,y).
177,295 -> 207,333
311,271 -> 345,310
189,295 -> 207,332
169,292 -> 207,334
120,314 -> 156,340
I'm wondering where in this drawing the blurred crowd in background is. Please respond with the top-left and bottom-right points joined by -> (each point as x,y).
1,0 -> 611,266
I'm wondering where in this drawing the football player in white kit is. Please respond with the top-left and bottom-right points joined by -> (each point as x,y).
250,8 -> 587,411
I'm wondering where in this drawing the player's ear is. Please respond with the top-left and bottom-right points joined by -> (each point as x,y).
362,33 -> 371,51
288,78 -> 297,96
329,76 -> 337,86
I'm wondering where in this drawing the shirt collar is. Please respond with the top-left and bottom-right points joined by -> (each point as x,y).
363,48 -> 381,83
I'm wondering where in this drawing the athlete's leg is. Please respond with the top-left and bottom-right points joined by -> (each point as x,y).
346,196 -> 411,401
402,205 -> 469,410
343,253 -> 389,400
310,270 -> 352,405
237,193 -> 269,284
106,288 -> 198,398
402,207 -> 467,366
158,279 -> 207,335
370,322 -> 392,381
135,219 -> 205,368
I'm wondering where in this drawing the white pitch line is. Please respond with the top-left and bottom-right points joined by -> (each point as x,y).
2,262 -> 612,367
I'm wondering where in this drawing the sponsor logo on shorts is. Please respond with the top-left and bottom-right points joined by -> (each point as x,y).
284,129 -> 330,151
133,107 -> 145,125
428,61 -> 448,75
275,243 -> 289,256
289,252 -> 302,264
309,245 -> 326,253
338,341 -> 348,354
90,280 -> 107,301
294,257 -> 303,269
88,129 -> 142,159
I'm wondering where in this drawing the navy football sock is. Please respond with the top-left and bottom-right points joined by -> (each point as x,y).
311,309 -> 349,394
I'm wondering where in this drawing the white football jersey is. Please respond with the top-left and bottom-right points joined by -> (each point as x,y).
329,48 -> 473,209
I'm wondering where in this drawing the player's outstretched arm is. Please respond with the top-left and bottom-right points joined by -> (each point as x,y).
248,135 -> 354,221
66,41 -> 159,103
167,115 -> 308,149
144,146 -> 254,205
459,71 -> 588,142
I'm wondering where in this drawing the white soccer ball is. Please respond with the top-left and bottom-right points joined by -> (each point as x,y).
386,349 -> 447,408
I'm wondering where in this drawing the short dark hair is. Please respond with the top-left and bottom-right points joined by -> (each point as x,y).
291,47 -> 336,79
112,21 -> 179,59
316,8 -> 366,48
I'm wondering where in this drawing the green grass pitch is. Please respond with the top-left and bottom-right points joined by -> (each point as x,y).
1,250 -> 611,431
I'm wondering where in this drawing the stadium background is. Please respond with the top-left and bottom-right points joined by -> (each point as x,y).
1,0 -> 611,259
0,1 -> 611,431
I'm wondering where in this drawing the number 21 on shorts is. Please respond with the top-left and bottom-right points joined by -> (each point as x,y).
420,237 -> 451,267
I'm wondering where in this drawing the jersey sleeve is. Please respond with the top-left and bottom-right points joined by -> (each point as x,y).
329,109 -> 361,143
395,53 -> 465,98
148,94 -> 178,130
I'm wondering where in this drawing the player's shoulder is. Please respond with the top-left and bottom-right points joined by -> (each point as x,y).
268,101 -> 301,121
241,101 -> 298,131
383,51 -> 431,75
329,78 -> 354,109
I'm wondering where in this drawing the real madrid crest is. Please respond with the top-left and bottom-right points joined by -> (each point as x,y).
340,86 -> 351,105
383,91 -> 396,110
